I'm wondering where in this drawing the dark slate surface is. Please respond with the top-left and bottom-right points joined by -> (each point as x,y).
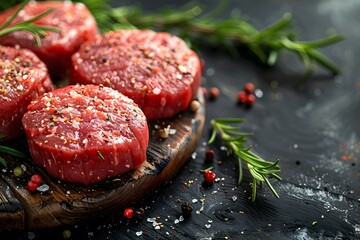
2,0 -> 359,239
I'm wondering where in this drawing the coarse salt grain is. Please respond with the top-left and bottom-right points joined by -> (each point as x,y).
21,164 -> 26,171
220,146 -> 227,151
153,87 -> 161,95
136,231 -> 143,236
254,89 -> 263,98
37,184 -> 49,192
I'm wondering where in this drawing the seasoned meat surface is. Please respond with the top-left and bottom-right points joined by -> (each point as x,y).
0,1 -> 98,79
0,45 -> 54,140
22,84 -> 149,185
70,30 -> 202,119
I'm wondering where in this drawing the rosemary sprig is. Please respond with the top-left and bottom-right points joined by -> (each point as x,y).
76,0 -> 344,75
0,0 -> 59,46
209,118 -> 281,201
0,135 -> 25,168
0,0 -> 56,168
2,0 -> 343,74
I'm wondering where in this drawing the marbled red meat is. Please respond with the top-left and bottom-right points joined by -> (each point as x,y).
0,1 -> 98,80
22,84 -> 149,185
0,46 -> 54,140
70,30 -> 202,119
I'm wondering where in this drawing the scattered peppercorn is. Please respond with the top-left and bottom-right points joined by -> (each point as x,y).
27,174 -> 43,192
190,100 -> 200,113
134,208 -> 145,219
151,67 -> 160,73
30,174 -> 42,185
124,208 -> 134,219
244,82 -> 255,94
209,87 -> 220,100
204,170 -> 216,183
245,94 -> 256,106
27,181 -> 38,192
205,149 -> 215,162
237,91 -> 247,104
13,166 -> 24,177
237,82 -> 257,106
181,202 -> 193,218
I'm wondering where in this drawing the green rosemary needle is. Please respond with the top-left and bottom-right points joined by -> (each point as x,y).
2,0 -> 343,74
209,118 -> 281,202
76,0 -> 344,75
0,0 -> 59,46
0,0 -> 58,168
199,166 -> 214,173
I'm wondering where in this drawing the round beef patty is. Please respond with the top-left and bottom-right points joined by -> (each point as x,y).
0,45 -> 54,140
22,84 -> 149,185
70,29 -> 202,119
0,1 -> 98,80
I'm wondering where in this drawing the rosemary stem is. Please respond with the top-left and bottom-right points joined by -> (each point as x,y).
74,0 -> 344,77
210,118 -> 281,201
237,157 -> 243,185
0,1 -> 58,46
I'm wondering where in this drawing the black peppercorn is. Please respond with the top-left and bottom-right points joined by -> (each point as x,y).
181,202 -> 193,218
133,207 -> 145,222
205,149 -> 215,162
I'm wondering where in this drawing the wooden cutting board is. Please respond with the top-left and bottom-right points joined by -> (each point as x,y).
0,92 -> 205,231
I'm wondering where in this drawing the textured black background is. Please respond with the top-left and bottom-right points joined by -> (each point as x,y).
4,0 -> 360,239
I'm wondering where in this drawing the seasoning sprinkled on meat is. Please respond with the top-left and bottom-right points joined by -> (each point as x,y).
22,84 -> 149,185
70,29 -> 202,119
0,1 -> 98,80
0,45 -> 54,140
